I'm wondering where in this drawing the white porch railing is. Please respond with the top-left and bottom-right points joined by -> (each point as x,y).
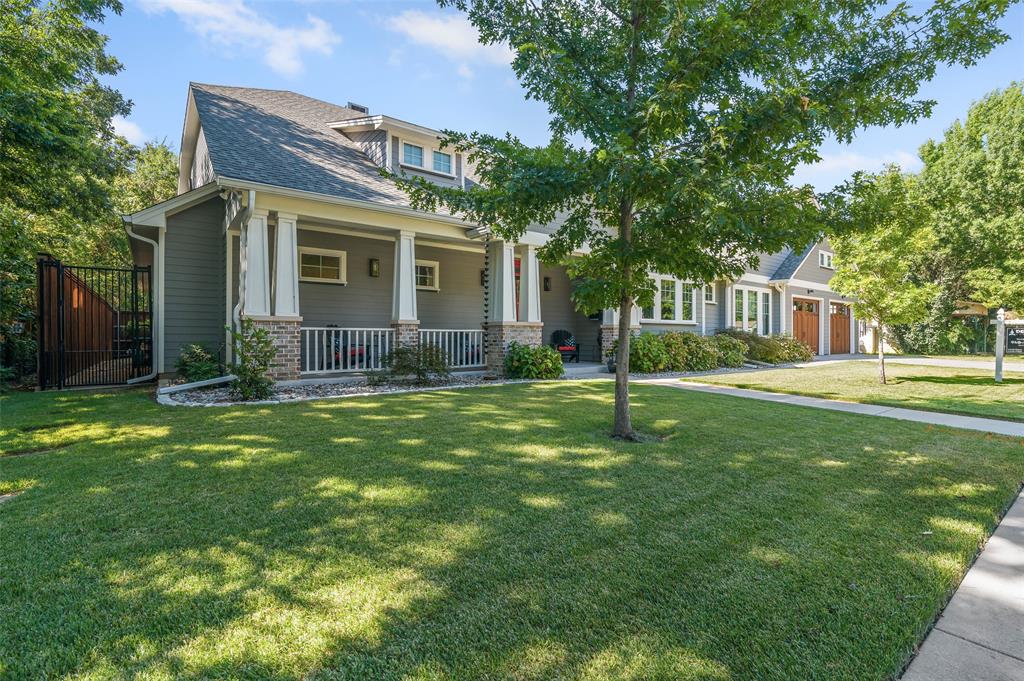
301,327 -> 393,374
420,329 -> 486,368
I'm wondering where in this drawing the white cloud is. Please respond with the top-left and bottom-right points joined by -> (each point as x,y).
387,10 -> 512,67
113,116 -> 146,145
141,0 -> 340,76
792,150 -> 922,188
457,63 -> 474,80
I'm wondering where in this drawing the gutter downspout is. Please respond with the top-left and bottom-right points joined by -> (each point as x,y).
231,190 -> 256,329
123,218 -> 160,385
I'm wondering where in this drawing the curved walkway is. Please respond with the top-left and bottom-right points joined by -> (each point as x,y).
642,377 -> 1024,680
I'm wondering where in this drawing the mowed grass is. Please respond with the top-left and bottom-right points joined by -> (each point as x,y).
1,383 -> 1023,680
689,361 -> 1024,422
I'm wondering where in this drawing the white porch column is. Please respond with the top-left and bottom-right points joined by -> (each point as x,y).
517,244 -> 541,323
487,239 -> 517,322
391,230 -> 418,322
243,209 -> 270,317
273,212 -> 300,318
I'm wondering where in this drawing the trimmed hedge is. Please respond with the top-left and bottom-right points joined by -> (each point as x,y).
611,331 -> 743,374
716,329 -> 813,364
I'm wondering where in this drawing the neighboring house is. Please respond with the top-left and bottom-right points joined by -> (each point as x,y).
123,83 -> 857,380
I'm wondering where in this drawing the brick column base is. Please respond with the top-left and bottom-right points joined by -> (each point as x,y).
391,321 -> 420,349
599,323 -> 641,362
484,321 -> 544,376
247,317 -> 302,382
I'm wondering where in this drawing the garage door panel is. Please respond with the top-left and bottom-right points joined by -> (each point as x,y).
830,303 -> 851,355
793,298 -> 819,354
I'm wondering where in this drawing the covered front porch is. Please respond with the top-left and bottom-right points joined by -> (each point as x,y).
229,198 -> 608,379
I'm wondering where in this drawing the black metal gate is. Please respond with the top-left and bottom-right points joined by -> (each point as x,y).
36,255 -> 153,389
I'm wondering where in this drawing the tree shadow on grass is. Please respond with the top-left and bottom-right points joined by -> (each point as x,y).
897,374 -> 1024,387
1,384 -> 1022,680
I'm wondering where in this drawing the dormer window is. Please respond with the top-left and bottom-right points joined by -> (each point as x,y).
819,250 -> 835,269
402,142 -> 424,167
432,150 -> 452,174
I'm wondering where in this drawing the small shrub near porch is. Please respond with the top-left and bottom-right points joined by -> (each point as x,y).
504,342 -> 564,379
381,343 -> 452,385
717,329 -> 813,364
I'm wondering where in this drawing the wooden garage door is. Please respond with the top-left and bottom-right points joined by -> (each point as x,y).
792,298 -> 819,354
830,302 -> 851,354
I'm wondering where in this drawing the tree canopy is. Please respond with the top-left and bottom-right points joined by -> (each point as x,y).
830,168 -> 939,383
395,0 -> 1010,437
919,82 -> 1024,310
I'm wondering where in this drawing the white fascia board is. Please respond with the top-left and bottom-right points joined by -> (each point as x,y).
329,114 -> 446,143
124,183 -> 222,228
216,176 -> 476,230
787,278 -> 834,293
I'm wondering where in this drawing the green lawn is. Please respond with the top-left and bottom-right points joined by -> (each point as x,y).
2,384 -> 1022,680
688,361 -> 1024,422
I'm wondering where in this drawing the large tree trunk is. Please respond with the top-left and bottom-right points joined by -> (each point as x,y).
613,291 -> 634,439
613,199 -> 636,440
877,324 -> 887,385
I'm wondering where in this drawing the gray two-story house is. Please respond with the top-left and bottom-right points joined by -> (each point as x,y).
124,83 -> 857,380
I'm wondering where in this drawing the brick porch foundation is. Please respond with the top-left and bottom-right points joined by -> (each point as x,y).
247,316 -> 302,381
599,323 -> 641,364
483,321 -> 544,376
391,321 -> 420,349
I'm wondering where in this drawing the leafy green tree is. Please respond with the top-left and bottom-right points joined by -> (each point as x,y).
394,0 -> 1009,438
919,83 -> 1024,311
830,169 -> 940,384
115,141 -> 180,215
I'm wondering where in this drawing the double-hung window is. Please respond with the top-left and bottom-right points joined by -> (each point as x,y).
732,286 -> 771,335
432,150 -> 452,174
819,250 -> 835,269
402,142 -> 424,168
704,284 -> 717,304
642,275 -> 697,324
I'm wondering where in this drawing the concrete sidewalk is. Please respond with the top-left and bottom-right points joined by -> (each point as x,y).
641,378 -> 1024,680
902,491 -> 1024,681
644,379 -> 1024,437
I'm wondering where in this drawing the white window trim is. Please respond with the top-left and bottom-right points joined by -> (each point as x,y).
704,284 -> 717,304
415,259 -> 440,291
641,275 -> 698,325
298,246 -> 347,285
399,139 -> 456,179
819,250 -> 835,269
732,284 -> 772,335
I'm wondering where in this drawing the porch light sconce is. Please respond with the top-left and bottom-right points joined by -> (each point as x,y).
806,289 -> 814,294
543,276 -> 552,292
369,258 -> 381,278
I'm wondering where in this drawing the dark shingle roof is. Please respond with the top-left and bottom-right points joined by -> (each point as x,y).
771,242 -> 814,280
190,83 -> 415,208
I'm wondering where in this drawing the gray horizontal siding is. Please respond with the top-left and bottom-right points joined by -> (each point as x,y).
540,265 -> 601,360
297,230 -> 394,328
792,239 -> 836,286
163,196 -> 226,370
416,245 -> 485,329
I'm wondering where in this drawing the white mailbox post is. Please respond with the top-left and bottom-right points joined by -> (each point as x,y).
995,308 -> 1005,383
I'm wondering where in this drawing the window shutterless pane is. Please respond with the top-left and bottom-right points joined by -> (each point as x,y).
301,264 -> 318,278
403,143 -> 423,167
432,150 -> 452,174
660,279 -> 676,320
705,285 -> 715,302
761,291 -> 770,334
747,290 -> 758,323
681,284 -> 693,320
735,290 -> 743,324
416,265 -> 435,288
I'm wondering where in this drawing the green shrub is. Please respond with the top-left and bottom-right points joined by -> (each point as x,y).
775,334 -> 813,363
504,342 -> 564,379
627,333 -> 669,373
175,344 -> 220,382
660,332 -> 689,371
228,319 -> 276,401
712,334 -> 747,368
384,343 -> 451,385
673,333 -> 719,371
716,329 -> 813,364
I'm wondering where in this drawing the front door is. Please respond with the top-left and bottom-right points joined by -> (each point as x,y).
830,302 -> 851,354
792,298 -> 820,354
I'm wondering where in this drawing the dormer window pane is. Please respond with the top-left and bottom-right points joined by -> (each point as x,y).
403,142 -> 423,167
432,150 -> 452,174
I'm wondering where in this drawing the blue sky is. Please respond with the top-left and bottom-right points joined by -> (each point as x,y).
104,0 -> 1023,192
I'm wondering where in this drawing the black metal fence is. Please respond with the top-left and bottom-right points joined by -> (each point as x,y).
36,255 -> 153,389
